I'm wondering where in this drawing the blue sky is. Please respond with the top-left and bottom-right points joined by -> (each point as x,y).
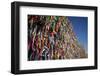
68,16 -> 88,52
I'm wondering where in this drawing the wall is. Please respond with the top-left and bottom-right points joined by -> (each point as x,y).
0,0 -> 99,76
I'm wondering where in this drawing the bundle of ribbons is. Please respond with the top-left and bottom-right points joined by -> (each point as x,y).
28,15 -> 87,61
